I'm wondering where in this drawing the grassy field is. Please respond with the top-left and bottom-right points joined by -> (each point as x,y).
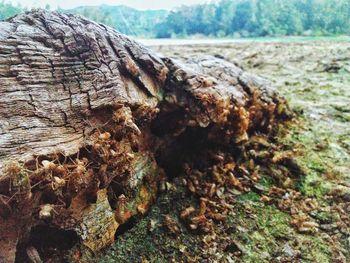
100,40 -> 350,262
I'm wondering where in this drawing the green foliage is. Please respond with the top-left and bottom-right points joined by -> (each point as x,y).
0,0 -> 349,38
0,0 -> 25,20
155,0 -> 350,38
66,5 -> 168,38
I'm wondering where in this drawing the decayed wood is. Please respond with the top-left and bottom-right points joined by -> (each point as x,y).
0,10 -> 290,262
0,10 -> 167,172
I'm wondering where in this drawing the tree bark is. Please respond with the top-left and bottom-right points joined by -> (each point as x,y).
0,10 -> 290,262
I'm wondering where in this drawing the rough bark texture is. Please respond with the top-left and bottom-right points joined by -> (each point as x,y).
0,10 -> 290,263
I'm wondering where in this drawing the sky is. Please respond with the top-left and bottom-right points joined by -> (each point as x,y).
10,0 -> 210,10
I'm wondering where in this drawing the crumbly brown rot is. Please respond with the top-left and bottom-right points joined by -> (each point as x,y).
100,41 -> 350,263
96,118 -> 338,263
0,104 -> 163,262
0,10 -> 292,263
1,90 -> 289,262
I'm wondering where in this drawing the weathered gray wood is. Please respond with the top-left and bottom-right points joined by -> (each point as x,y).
0,10 -> 168,172
0,10 -> 289,263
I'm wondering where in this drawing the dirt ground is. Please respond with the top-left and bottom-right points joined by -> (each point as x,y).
99,41 -> 350,263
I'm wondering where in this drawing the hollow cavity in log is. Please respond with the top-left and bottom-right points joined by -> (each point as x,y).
0,10 -> 291,263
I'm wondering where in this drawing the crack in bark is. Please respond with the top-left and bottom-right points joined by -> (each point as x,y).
0,10 -> 291,263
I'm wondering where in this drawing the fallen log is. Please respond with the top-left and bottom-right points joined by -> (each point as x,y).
0,10 -> 290,262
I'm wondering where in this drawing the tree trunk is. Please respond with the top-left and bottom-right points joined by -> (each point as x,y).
0,10 -> 290,262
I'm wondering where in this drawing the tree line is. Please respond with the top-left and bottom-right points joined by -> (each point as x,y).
155,0 -> 350,38
66,5 -> 168,37
0,1 -> 25,20
0,0 -> 349,38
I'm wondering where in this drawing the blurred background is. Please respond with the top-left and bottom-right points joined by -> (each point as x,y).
0,0 -> 349,39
